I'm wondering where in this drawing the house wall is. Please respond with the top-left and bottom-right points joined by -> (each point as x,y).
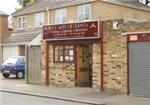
19,45 -> 25,56
0,15 -> 8,63
13,11 -> 47,32
93,1 -> 150,21
13,0 -> 150,31
0,15 -> 8,43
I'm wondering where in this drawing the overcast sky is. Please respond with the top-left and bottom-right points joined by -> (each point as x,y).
0,0 -> 20,15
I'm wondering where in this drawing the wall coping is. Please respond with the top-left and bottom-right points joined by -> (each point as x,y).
122,31 -> 150,35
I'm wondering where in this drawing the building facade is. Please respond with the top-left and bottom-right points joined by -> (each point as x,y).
39,0 -> 150,95
10,0 -> 150,96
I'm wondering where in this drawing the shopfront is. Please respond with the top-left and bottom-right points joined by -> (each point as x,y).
128,33 -> 150,97
43,21 -> 103,88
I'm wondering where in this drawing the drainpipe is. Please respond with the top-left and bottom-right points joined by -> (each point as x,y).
47,8 -> 50,25
100,21 -> 104,91
45,41 -> 49,85
45,8 -> 50,85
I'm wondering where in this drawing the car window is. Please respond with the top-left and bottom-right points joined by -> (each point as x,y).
4,57 -> 18,65
19,59 -> 25,64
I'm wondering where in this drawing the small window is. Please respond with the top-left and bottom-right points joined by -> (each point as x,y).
54,45 -> 74,63
78,4 -> 91,22
64,46 -> 74,62
54,46 -> 64,62
55,9 -> 67,24
18,16 -> 26,29
35,12 -> 44,27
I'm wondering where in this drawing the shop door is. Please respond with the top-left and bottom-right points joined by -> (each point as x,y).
77,45 -> 92,87
129,42 -> 150,97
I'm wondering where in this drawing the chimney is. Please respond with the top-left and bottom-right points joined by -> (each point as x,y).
0,11 -> 9,44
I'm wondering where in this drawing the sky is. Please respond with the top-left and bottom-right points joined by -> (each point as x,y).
0,0 -> 20,15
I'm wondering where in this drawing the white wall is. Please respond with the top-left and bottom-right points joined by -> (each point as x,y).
3,46 -> 19,62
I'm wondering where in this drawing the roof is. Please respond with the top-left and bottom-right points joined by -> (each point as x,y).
12,0 -> 95,16
12,0 -> 150,16
2,28 -> 41,46
28,34 -> 41,46
0,11 -> 8,16
101,0 -> 150,11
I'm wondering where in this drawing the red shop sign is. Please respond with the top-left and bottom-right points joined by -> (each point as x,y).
43,21 -> 101,41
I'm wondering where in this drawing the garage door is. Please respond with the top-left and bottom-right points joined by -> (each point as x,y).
3,46 -> 19,62
129,42 -> 150,97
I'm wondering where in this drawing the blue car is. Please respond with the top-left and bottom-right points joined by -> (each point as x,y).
0,56 -> 25,79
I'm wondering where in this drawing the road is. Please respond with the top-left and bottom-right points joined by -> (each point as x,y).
0,91 -> 92,105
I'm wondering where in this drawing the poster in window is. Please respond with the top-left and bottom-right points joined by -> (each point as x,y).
70,56 -> 73,61
69,50 -> 74,56
65,56 -> 69,61
60,56 -> 63,61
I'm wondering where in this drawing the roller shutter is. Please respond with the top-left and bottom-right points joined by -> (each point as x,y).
129,42 -> 150,97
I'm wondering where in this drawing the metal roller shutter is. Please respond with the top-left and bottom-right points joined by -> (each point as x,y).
129,42 -> 150,97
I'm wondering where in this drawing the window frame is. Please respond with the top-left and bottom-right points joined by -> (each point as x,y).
53,45 -> 75,63
55,8 -> 67,24
78,4 -> 91,22
17,16 -> 26,29
35,12 -> 44,27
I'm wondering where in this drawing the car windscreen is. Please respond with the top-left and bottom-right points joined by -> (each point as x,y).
4,57 -> 18,65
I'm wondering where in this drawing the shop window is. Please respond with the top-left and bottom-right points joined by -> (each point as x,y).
65,46 -> 74,62
54,46 -> 64,62
54,45 -> 74,63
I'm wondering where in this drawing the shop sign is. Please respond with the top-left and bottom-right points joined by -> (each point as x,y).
43,21 -> 100,40
130,35 -> 138,41
129,33 -> 150,42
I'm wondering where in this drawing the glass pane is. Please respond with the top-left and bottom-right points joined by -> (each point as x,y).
4,57 -> 18,65
69,50 -> 74,56
61,17 -> 66,24
55,56 -> 58,61
85,14 -> 90,20
64,46 -> 74,62
79,14 -> 84,21
54,46 -> 63,62
23,17 -> 26,22
60,56 -> 63,61
79,6 -> 84,14
69,56 -> 74,61
85,5 -> 90,14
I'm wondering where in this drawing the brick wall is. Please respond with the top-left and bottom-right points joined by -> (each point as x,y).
92,43 -> 101,90
41,41 -> 46,84
103,19 -> 150,93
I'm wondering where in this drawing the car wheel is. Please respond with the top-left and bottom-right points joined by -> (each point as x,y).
16,71 -> 24,79
3,74 -> 9,78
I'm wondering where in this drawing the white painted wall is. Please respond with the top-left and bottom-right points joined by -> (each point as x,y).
3,46 -> 19,62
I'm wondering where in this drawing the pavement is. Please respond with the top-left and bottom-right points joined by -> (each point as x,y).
0,76 -> 150,105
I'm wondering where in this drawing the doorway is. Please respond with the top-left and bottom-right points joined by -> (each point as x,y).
76,44 -> 92,87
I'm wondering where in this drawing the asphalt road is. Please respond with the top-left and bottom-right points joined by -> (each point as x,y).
0,91 -> 93,105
